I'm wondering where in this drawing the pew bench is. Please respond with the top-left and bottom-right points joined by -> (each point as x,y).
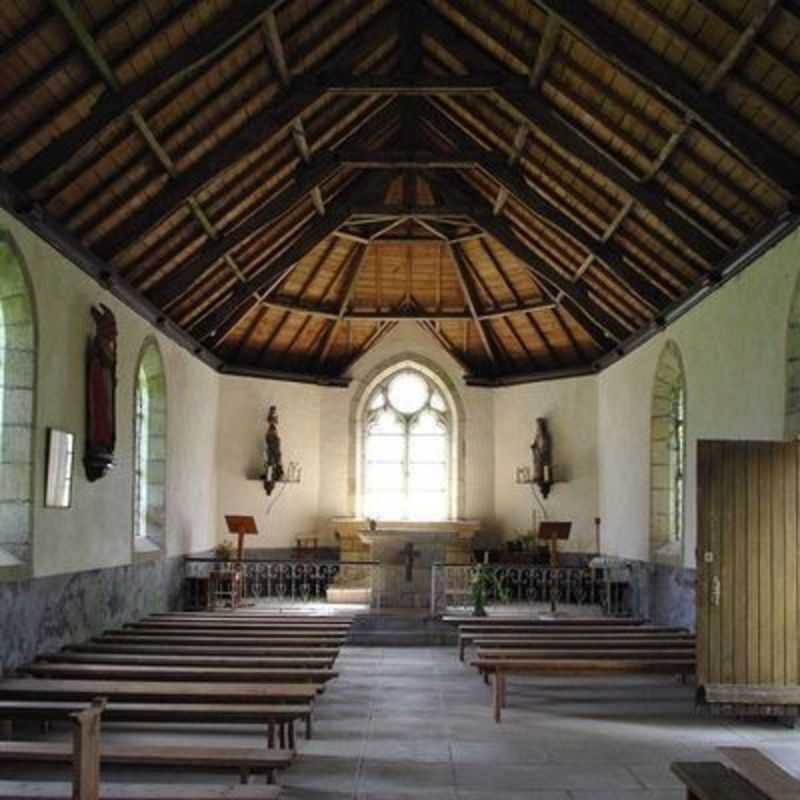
0,741 -> 293,785
718,747 -> 800,800
459,629 -> 693,661
0,784 -> 282,799
0,700 -> 312,748
47,652 -> 335,670
97,634 -> 346,648
442,616 -> 646,626
670,762 -> 769,800
472,657 -> 696,722
129,621 -> 352,632
71,642 -> 341,662
23,662 -> 337,686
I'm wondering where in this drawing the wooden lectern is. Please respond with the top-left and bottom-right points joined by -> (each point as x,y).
224,514 -> 259,561
538,521 -> 571,568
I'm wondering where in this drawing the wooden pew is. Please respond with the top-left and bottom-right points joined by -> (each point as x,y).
442,616 -> 646,626
109,627 -> 347,640
0,700 -> 311,748
459,629 -> 693,660
0,741 -> 293,785
70,642 -> 341,661
128,621 -> 352,632
670,762 -> 769,800
0,697 -> 283,800
718,747 -> 800,800
0,784 -> 282,799
22,662 -> 338,686
96,634 -> 345,648
45,652 -> 335,670
123,624 -> 349,637
472,657 -> 696,722
151,612 -> 355,619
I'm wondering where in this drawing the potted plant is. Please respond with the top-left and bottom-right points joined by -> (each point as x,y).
214,539 -> 235,563
470,565 -> 509,617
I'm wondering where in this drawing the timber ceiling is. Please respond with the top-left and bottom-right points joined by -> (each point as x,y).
1,0 -> 799,385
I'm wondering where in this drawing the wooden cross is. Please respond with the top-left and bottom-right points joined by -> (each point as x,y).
402,542 -> 420,582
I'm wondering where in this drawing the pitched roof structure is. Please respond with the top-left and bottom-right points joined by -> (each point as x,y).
2,0 -> 799,385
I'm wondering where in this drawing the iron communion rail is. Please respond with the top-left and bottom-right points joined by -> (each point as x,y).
184,557 -> 382,608
430,562 -> 637,617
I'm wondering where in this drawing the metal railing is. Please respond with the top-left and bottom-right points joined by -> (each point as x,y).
430,562 -> 635,617
185,558 -> 382,608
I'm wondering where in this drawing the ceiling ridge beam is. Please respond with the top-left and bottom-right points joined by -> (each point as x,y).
534,0 -> 799,195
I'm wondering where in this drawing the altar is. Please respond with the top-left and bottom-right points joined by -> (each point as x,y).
331,517 -> 481,609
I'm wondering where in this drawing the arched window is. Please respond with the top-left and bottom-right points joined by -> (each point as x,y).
786,274 -> 800,437
0,233 -> 35,572
650,341 -> 686,565
363,367 -> 451,521
133,339 -> 166,551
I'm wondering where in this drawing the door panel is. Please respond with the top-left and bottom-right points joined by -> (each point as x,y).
697,440 -> 800,688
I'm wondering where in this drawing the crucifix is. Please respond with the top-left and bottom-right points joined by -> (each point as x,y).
402,542 -> 420,582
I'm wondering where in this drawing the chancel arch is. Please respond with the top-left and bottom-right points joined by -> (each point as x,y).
0,232 -> 36,575
353,358 -> 463,521
133,338 -> 167,554
649,340 -> 687,567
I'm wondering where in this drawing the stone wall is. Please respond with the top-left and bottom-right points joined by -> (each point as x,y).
646,564 -> 697,629
0,556 -> 183,676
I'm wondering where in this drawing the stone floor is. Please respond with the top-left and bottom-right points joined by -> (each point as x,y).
5,645 -> 800,798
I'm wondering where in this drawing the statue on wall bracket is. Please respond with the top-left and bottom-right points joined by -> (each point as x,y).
531,417 -> 553,499
84,304 -> 117,482
262,405 -> 284,496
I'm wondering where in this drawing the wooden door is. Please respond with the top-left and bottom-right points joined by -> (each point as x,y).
696,440 -> 800,690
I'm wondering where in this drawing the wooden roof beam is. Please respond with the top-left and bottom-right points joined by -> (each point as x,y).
262,10 -> 325,216
534,0 -> 800,195
316,244 -> 369,366
92,5 -> 400,260
16,0 -> 276,190
421,108 -> 672,309
447,243 -> 501,368
422,4 -> 726,266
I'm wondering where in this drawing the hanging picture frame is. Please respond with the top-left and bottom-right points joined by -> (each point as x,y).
45,428 -> 75,509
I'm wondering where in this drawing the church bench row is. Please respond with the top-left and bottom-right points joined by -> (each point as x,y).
458,626 -> 693,661
113,627 -> 348,639
151,612 -> 356,620
0,700 -> 310,748
69,642 -> 342,662
0,741 -> 293,785
21,662 -> 338,685
127,621 -> 352,633
442,616 -> 646,626
97,634 -> 346,647
0,783 -> 282,799
47,652 -> 335,669
473,657 -> 696,722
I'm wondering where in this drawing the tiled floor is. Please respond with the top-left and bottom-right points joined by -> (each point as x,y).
279,645 -> 800,799
5,645 -> 800,798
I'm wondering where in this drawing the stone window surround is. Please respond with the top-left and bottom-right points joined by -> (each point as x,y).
0,231 -> 35,582
649,340 -> 686,568
349,355 -> 466,521
132,337 -> 167,564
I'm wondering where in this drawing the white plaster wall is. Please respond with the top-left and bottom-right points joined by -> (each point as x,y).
598,228 -> 800,567
215,377 -> 321,549
317,322 -> 496,540
493,377 -> 599,549
0,211 -> 221,578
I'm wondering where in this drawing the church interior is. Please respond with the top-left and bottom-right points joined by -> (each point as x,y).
1,0 -> 800,797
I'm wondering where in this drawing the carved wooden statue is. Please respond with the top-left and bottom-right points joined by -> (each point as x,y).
84,304 -> 117,482
263,405 -> 284,496
531,417 -> 553,498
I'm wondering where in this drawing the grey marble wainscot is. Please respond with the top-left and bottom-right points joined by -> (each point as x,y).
0,556 -> 183,676
637,562 -> 696,629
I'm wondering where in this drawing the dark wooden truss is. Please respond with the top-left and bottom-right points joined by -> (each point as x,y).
1,0 -> 799,385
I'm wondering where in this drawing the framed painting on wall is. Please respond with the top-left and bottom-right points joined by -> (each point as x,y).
45,428 -> 75,508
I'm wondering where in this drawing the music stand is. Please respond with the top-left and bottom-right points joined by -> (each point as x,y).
538,521 -> 572,614
224,514 -> 259,562
538,521 -> 572,568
